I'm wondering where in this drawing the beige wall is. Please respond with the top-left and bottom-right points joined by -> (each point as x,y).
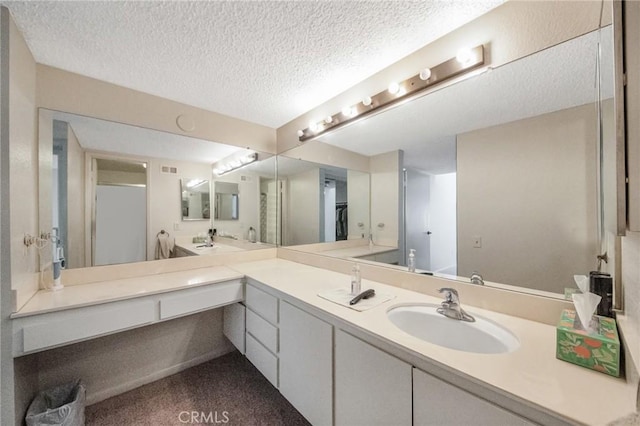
285,168 -> 320,245
347,170 -> 370,240
37,65 -> 277,154
9,11 -> 38,311
622,1 -> 640,374
370,150 -> 401,247
457,104 -> 598,293
276,1 -> 610,153
13,309 -> 234,422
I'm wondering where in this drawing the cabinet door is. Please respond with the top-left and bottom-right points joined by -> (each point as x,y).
413,368 -> 536,426
279,301 -> 332,426
335,329 -> 412,426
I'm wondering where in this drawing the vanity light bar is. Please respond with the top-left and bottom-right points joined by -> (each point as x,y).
298,45 -> 485,142
213,152 -> 258,176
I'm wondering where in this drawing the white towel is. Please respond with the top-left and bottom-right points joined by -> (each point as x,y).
155,233 -> 175,260
318,287 -> 395,311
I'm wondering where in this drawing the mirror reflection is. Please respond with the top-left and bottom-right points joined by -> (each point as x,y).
181,178 -> 211,221
276,156 -> 370,246
214,182 -> 239,220
39,110 -> 275,269
284,27 -> 615,296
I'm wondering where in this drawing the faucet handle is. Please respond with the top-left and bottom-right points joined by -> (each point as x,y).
438,287 -> 459,303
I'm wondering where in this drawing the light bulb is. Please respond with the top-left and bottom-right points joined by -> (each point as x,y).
297,129 -> 304,137
309,121 -> 319,133
456,48 -> 473,65
341,106 -> 355,117
325,116 -> 333,124
419,68 -> 431,81
388,82 -> 400,94
362,97 -> 372,107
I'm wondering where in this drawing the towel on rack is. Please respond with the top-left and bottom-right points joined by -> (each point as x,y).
155,232 -> 174,260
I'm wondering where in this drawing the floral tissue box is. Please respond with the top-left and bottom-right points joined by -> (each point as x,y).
556,309 -> 620,377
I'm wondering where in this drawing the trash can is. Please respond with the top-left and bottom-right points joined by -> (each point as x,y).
25,380 -> 85,426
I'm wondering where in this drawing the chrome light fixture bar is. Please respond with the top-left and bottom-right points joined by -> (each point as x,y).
213,152 -> 258,176
298,45 -> 485,142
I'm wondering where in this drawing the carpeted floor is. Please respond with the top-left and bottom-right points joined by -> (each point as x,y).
85,351 -> 310,426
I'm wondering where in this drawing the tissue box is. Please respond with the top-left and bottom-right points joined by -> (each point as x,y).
556,309 -> 620,377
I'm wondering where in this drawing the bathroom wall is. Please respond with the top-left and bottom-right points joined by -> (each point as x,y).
8,6 -> 38,314
370,150 -> 401,247
280,139 -> 369,173
285,168 -> 320,245
622,0 -> 640,374
346,170 -> 370,239
457,103 -> 598,293
36,65 -> 277,155
13,309 -> 234,423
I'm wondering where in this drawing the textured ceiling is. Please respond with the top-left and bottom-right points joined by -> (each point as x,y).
319,26 -> 614,174
4,0 -> 504,127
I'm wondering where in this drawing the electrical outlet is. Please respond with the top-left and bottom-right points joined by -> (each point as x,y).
173,222 -> 180,231
473,236 -> 482,248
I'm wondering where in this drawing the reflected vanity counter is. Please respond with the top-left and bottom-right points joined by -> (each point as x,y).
286,239 -> 398,264
174,236 -> 275,257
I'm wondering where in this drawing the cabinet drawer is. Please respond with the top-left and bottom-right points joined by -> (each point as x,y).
246,308 -> 278,354
246,332 -> 278,387
160,280 -> 242,320
245,283 -> 278,325
22,300 -> 155,353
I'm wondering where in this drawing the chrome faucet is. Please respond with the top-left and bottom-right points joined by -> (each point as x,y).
470,271 -> 484,286
437,288 -> 475,322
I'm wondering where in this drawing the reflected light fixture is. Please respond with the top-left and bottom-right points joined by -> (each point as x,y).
297,44 -> 485,142
456,48 -> 474,65
213,152 -> 258,176
186,179 -> 206,188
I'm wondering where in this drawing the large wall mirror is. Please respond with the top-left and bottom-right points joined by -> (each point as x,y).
283,25 -> 619,297
38,109 -> 276,270
276,156 -> 371,247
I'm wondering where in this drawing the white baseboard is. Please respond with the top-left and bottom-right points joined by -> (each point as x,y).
86,343 -> 235,406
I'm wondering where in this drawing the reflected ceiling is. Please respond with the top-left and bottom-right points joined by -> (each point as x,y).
318,28 -> 613,173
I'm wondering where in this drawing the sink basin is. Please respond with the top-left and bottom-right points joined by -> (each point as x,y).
387,304 -> 519,354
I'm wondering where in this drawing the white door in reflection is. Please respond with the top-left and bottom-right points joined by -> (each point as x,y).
94,185 -> 147,266
404,169 -> 457,274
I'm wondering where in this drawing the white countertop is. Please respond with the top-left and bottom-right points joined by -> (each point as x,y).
11,266 -> 243,318
230,258 -> 637,426
175,237 -> 274,255
11,257 -> 637,424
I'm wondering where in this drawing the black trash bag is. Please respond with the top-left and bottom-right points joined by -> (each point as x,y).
25,380 -> 85,426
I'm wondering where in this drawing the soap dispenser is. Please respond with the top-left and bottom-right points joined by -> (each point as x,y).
408,249 -> 416,273
350,263 -> 361,295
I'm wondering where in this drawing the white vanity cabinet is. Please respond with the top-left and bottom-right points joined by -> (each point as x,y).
335,329 -> 412,426
279,300 -> 333,426
413,368 -> 536,426
243,280 -> 280,387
